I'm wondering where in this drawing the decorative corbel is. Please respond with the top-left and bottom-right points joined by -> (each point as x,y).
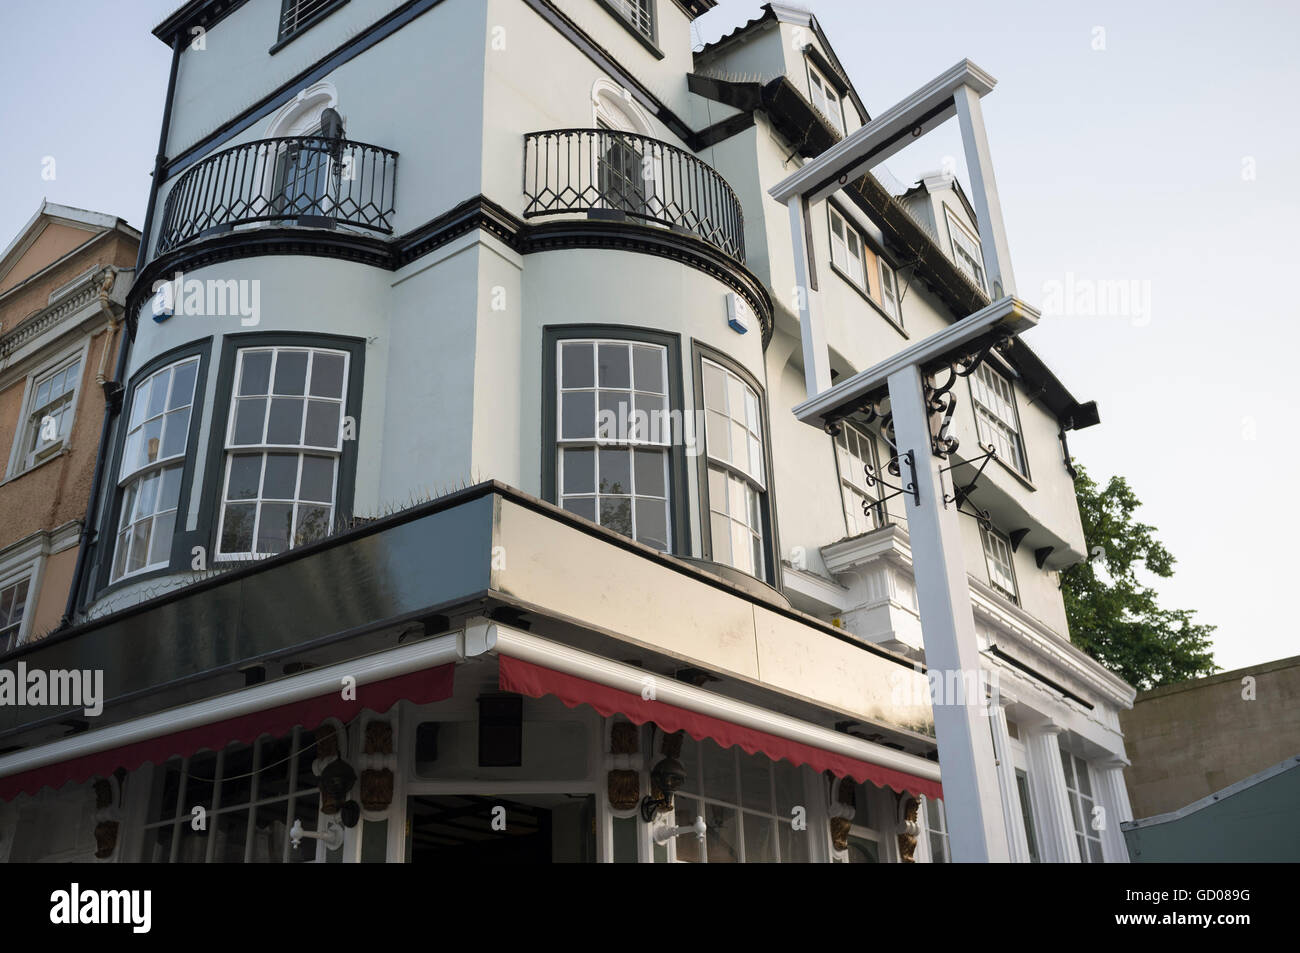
896,795 -> 921,863
358,717 -> 396,817
828,776 -> 856,854
606,720 -> 642,812
92,773 -> 123,861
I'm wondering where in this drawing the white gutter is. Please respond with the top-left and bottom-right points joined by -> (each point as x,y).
0,630 -> 471,782
487,624 -> 942,784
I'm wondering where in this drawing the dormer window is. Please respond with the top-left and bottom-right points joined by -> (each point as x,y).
807,63 -> 845,136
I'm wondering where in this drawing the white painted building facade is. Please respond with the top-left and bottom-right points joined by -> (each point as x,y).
0,0 -> 1133,863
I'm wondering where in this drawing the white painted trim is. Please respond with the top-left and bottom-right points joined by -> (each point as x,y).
792,295 -> 1039,420
0,631 -> 472,783
486,624 -> 942,784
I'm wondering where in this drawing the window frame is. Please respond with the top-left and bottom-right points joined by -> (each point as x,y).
0,571 -> 33,655
6,343 -> 90,479
542,326 -> 690,556
945,207 -> 987,292
1061,748 -> 1105,863
1015,767 -> 1041,863
200,333 -> 365,565
693,343 -> 778,586
833,421 -> 885,537
806,60 -> 846,136
271,0 -> 350,52
595,0 -> 663,58
980,523 -> 1020,604
94,340 -> 212,596
923,795 -> 951,863
827,202 -> 907,336
968,360 -> 1031,480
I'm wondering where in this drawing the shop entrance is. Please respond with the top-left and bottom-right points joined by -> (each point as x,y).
405,794 -> 596,863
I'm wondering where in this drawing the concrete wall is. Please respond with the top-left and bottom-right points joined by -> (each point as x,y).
1121,655 -> 1300,819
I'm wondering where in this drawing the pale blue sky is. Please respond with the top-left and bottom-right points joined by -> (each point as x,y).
2,1 -> 1296,672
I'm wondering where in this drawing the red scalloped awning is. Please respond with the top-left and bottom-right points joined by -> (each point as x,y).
0,663 -> 455,803
499,654 -> 941,800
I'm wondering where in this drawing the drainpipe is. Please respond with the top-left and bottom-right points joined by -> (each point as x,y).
1058,418 -> 1078,480
62,32 -> 184,628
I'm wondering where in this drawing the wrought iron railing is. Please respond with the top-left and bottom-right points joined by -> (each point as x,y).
523,129 -> 746,262
156,136 -> 398,254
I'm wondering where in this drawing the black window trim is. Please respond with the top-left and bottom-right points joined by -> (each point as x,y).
198,331 -> 367,564
90,338 -> 213,599
541,324 -> 690,557
270,0 -> 352,55
594,0 -> 665,60
691,341 -> 781,589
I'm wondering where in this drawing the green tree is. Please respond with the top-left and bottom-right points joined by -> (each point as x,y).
1060,464 -> 1217,690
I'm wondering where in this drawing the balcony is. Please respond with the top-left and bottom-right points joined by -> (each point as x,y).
155,135 -> 398,254
523,129 -> 746,262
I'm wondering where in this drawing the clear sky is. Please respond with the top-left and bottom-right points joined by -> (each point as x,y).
2,1 -> 1296,672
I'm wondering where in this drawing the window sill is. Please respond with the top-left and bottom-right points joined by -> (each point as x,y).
268,0 -> 351,55
2,446 -> 71,486
593,0 -> 665,60
829,262 -> 909,339
989,453 -> 1035,491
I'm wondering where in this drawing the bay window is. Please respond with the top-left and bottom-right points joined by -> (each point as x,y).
216,346 -> 348,559
555,338 -> 672,552
701,357 -> 767,581
111,357 -> 200,581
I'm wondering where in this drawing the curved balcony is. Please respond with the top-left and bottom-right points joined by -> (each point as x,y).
156,136 -> 398,254
523,129 -> 746,262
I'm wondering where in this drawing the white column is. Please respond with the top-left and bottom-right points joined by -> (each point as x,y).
886,363 -> 1009,862
787,196 -> 832,398
1023,723 -> 1081,863
1095,759 -> 1133,863
952,84 -> 1016,299
989,700 -> 1031,862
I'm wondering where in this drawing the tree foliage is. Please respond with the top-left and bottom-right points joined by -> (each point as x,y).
1060,465 -> 1217,690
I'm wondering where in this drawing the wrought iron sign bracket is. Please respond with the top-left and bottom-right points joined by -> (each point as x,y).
940,443 -> 999,529
864,449 -> 921,511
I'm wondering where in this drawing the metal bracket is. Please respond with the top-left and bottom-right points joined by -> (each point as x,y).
940,443 -> 998,529
863,449 -> 921,522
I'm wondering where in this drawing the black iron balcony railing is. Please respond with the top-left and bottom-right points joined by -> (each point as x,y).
523,129 -> 746,262
156,136 -> 398,254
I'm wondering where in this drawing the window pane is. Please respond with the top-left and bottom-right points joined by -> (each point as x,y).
148,512 -> 175,565
302,400 -> 338,448
161,407 -> 190,458
634,498 -> 668,551
146,373 -> 168,418
169,361 -> 198,408
233,398 -> 266,445
239,352 -> 272,396
272,352 -> 308,395
257,502 -> 293,554
299,455 -> 334,503
562,496 -> 596,522
560,342 -> 594,388
633,449 -> 665,497
295,504 -> 332,545
599,497 -> 632,536
562,448 -> 595,495
227,455 -> 262,500
598,448 -> 631,495
739,753 -> 772,812
710,513 -> 731,562
136,471 -> 160,520
309,353 -> 345,398
262,454 -> 299,500
140,417 -> 164,467
631,345 -> 663,393
266,398 -> 304,444
561,392 -> 595,439
702,362 -> 727,411
597,343 -> 630,388
221,503 -> 256,553
743,813 -> 778,862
